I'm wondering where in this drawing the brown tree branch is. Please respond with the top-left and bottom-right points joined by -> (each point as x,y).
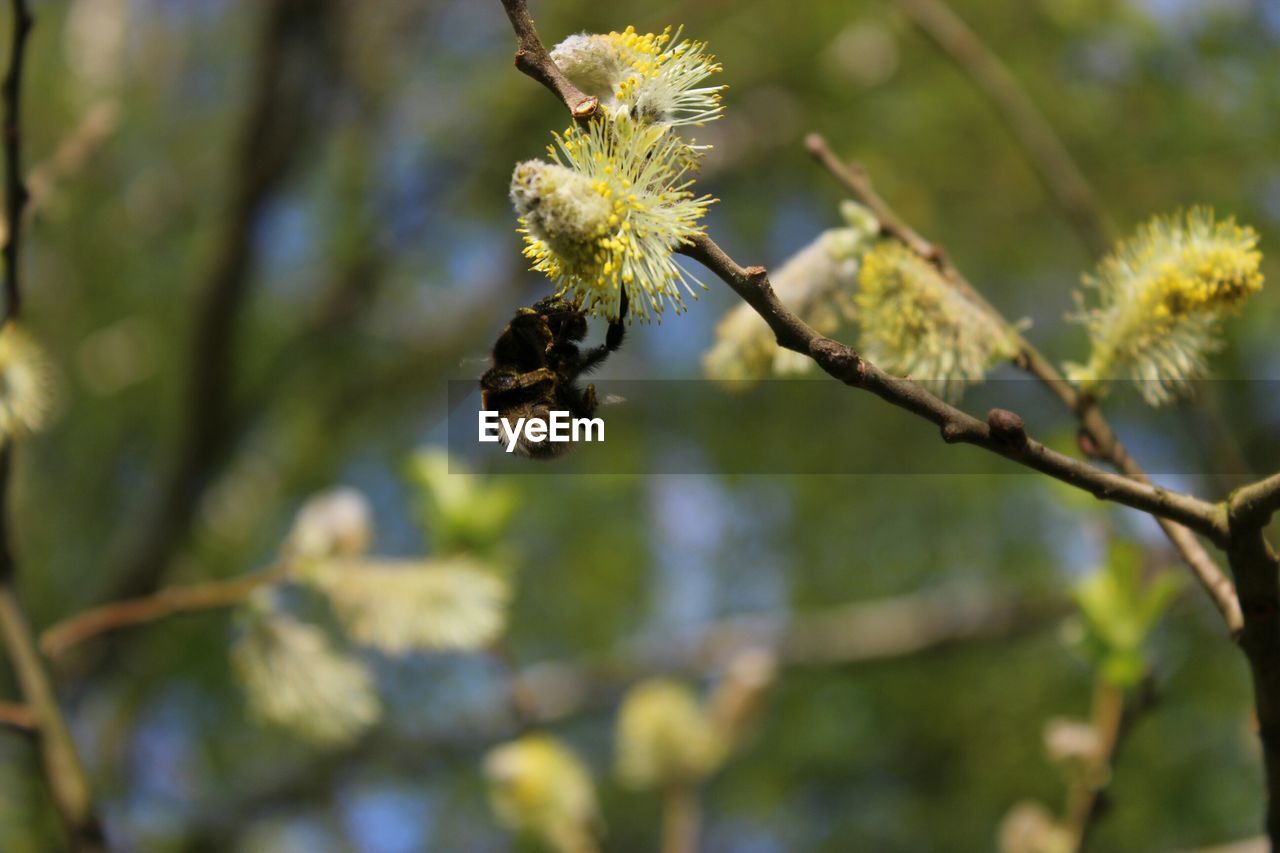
1224,527 -> 1280,840
497,0 -> 598,119
886,0 -> 1112,257
41,565 -> 285,660
0,2 -> 105,848
0,0 -> 27,325
804,132 -> 1244,636
1230,473 -> 1280,533
678,233 -> 1225,541
492,0 -> 1228,570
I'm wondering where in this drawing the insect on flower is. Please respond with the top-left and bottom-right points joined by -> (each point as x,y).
479,292 -> 628,458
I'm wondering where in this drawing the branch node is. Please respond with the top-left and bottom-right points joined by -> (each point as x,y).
986,408 -> 1027,447
808,337 -> 863,385
571,96 -> 599,118
940,422 -> 964,444
1076,428 -> 1101,459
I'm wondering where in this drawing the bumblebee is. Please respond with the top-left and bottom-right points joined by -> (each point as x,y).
479,292 -> 628,458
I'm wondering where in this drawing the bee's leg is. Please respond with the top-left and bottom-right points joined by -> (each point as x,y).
605,288 -> 629,350
578,290 -> 629,373
480,366 -> 557,393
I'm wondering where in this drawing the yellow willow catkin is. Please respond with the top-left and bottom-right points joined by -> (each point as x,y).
511,115 -> 712,321
615,679 -> 726,789
1068,207 -> 1263,405
551,26 -> 724,129
856,240 -> 1018,402
485,734 -> 600,853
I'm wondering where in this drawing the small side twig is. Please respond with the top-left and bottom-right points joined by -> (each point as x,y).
497,0 -> 598,119
1061,678 -> 1154,850
1229,472 -> 1280,533
40,564 -> 286,660
0,0 -> 30,324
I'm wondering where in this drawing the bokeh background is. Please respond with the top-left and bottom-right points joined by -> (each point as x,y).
3,0 -> 1280,849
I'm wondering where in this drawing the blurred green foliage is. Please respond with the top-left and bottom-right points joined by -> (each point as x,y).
1071,541 -> 1181,688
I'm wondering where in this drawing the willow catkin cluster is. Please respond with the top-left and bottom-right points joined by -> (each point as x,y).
231,590 -> 380,746
230,478 -> 513,744
856,240 -> 1018,402
1067,207 -> 1263,405
511,26 -> 723,322
310,556 -> 510,655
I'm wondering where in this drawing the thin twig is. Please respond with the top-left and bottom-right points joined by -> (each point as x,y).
887,0 -> 1111,257
1061,678 -> 1152,850
1229,473 -> 1280,533
0,587 -> 106,852
679,233 -> 1225,541
804,132 -> 1243,636
13,100 -> 119,240
497,0 -> 598,120
41,564 -> 286,660
0,2 -> 105,848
